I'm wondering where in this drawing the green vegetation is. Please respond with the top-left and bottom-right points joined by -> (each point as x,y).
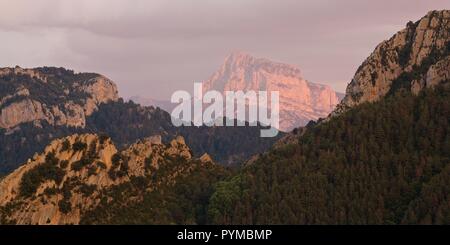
71,141 -> 98,172
2,57 -> 449,225
59,160 -> 69,169
58,199 -> 71,214
98,133 -> 110,145
96,161 -> 107,169
87,165 -> 97,176
80,157 -> 230,224
108,153 -> 129,180
208,86 -> 450,224
1,96 -> 281,175
0,122 -> 85,175
390,41 -> 450,95
144,155 -> 156,172
43,187 -> 58,197
79,184 -> 97,197
86,100 -> 282,166
57,177 -> 79,214
61,139 -> 71,152
398,20 -> 417,67
19,152 -> 65,197
9,85 -> 449,224
71,158 -> 91,172
72,141 -> 87,152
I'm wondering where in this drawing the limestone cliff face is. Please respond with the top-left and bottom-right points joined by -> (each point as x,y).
0,133 -> 201,225
0,67 -> 119,129
335,10 -> 450,114
203,52 -> 343,132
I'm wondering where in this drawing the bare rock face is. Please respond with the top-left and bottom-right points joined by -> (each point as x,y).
0,67 -> 119,129
0,133 -> 200,225
81,75 -> 120,115
335,10 -> 450,114
425,55 -> 450,88
199,153 -> 213,163
203,52 -> 343,132
0,99 -> 47,129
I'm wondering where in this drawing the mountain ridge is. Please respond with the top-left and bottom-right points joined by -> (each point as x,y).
335,10 -> 450,114
0,66 -> 119,129
203,52 -> 344,131
0,133 -> 223,224
207,10 -> 450,225
0,67 -> 281,174
0,10 -> 448,225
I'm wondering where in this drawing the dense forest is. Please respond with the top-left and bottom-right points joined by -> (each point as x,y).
1,78 -> 449,225
0,123 -> 85,174
0,67 -> 98,106
207,85 -> 450,225
0,96 -> 281,174
86,100 -> 283,166
80,155 -> 231,224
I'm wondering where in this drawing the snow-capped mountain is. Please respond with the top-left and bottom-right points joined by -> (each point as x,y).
203,52 -> 344,131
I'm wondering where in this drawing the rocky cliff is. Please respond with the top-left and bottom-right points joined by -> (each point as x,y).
335,10 -> 450,114
0,67 -> 119,129
0,133 -> 214,224
203,52 -> 343,132
0,66 -> 281,174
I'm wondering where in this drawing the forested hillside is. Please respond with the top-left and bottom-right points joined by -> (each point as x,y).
80,156 -> 230,225
208,85 -> 450,224
0,70 -> 282,174
86,100 -> 283,166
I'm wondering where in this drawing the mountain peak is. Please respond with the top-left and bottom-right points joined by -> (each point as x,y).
0,67 -> 119,129
203,53 -> 342,131
226,50 -> 253,60
0,133 -> 198,224
335,10 -> 450,114
222,51 -> 261,69
221,52 -> 302,78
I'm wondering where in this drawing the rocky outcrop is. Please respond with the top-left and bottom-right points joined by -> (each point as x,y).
0,99 -> 48,129
0,133 -> 203,225
425,55 -> 450,88
0,67 -> 119,129
81,76 -> 120,115
203,52 -> 343,131
335,10 -> 450,114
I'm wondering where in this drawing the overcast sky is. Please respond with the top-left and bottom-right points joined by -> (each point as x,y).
0,0 -> 448,99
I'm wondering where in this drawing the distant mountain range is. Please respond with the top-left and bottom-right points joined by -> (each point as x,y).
0,10 -> 448,225
203,52 -> 344,131
130,53 -> 344,132
208,10 -> 450,225
0,67 -> 281,174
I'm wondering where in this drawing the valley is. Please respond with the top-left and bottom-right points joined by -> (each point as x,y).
0,9 -> 449,225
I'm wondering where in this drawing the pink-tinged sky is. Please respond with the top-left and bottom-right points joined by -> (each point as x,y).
0,0 -> 448,99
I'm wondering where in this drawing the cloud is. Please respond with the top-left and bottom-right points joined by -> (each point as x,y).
0,0 -> 448,98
